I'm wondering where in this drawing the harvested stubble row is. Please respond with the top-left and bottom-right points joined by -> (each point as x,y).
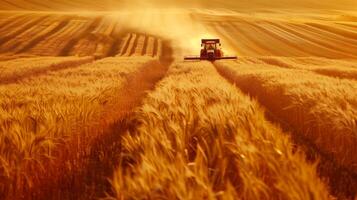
0,56 -> 93,83
259,56 -> 357,80
70,18 -> 117,58
111,61 -> 329,199
215,60 -> 357,174
0,56 -> 158,199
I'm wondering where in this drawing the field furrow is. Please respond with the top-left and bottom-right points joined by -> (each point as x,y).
110,61 -> 329,199
215,60 -> 357,198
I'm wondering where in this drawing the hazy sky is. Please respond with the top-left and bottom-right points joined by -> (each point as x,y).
110,0 -> 357,10
0,0 -> 356,10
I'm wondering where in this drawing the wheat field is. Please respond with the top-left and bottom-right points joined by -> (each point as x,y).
0,1 -> 356,200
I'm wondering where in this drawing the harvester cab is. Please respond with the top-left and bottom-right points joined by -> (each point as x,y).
184,39 -> 237,61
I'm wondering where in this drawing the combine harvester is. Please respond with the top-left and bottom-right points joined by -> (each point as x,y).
184,39 -> 237,61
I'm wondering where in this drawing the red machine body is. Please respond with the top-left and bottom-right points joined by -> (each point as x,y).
184,39 -> 237,61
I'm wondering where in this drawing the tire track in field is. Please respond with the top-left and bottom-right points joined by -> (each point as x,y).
214,61 -> 357,199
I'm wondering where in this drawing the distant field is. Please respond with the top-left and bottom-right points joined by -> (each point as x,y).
0,11 -> 356,60
0,4 -> 356,200
0,14 -> 164,59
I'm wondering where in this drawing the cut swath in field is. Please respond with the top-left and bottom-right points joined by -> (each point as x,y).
69,17 -> 118,58
215,60 -> 357,197
118,33 -> 162,57
0,56 -> 165,199
110,61 -> 329,200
